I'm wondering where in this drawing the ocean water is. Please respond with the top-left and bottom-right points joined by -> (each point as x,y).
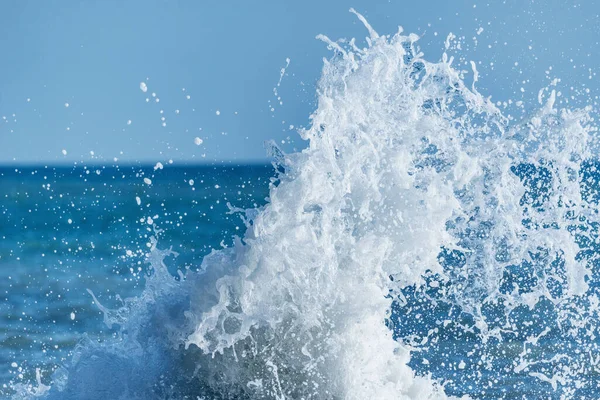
5,10 -> 600,400
0,164 -> 273,397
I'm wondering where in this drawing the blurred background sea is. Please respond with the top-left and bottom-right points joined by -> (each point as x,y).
0,163 -> 273,395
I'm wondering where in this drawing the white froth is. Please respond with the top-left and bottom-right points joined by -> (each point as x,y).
25,10 -> 600,400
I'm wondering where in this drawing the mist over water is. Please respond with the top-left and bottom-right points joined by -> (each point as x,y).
10,10 -> 600,399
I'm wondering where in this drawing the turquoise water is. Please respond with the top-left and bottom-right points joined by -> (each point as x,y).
0,164 -> 272,395
4,163 -> 600,399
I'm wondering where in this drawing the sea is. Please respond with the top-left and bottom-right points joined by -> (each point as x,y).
0,164 -> 273,397
4,9 -> 600,400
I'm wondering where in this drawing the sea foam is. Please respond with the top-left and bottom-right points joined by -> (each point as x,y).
14,10 -> 599,400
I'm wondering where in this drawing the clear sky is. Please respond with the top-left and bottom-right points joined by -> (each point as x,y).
1,0 -> 599,165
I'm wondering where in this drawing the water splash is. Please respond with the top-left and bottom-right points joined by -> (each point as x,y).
15,10 -> 600,400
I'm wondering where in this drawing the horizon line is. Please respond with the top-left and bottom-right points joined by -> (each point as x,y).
0,159 -> 274,169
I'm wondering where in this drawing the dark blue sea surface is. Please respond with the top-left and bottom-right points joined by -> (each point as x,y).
0,164 -> 273,395
4,161 -> 600,399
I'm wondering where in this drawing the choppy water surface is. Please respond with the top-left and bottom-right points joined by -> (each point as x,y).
5,10 -> 600,400
0,164 -> 272,396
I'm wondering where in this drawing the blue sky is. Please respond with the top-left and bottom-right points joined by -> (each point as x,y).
0,0 -> 599,165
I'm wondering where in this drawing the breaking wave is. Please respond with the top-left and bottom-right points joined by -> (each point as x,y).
15,10 -> 600,400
